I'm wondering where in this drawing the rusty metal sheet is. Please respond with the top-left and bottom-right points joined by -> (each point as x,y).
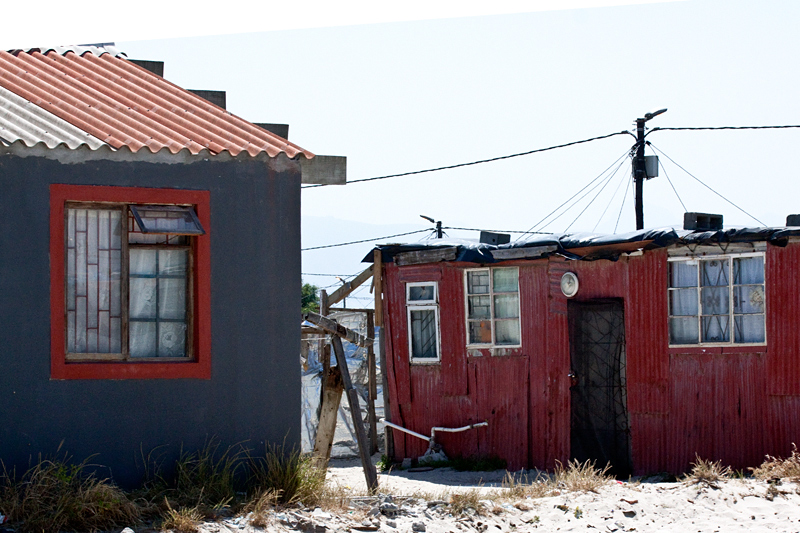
0,47 -> 313,158
766,243 -> 800,396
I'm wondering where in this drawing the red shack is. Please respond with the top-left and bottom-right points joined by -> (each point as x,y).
371,219 -> 800,475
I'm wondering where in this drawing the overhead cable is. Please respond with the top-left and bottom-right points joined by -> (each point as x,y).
301,229 -> 431,251
515,149 -> 632,240
564,154 -> 631,232
649,125 -> 800,135
656,158 -> 688,212
301,130 -> 633,189
648,143 -> 766,226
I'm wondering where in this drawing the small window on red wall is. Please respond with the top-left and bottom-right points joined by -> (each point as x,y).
50,184 -> 211,379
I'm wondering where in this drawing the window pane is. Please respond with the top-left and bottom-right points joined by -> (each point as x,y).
129,321 -> 157,357
670,317 -> 699,344
66,207 -> 122,354
468,320 -> 492,344
159,249 -> 188,276
669,288 -> 698,316
468,295 -> 491,319
702,315 -> 730,343
467,271 -> 490,294
129,205 -> 205,235
670,261 -> 698,288
733,256 -> 764,285
492,268 -> 518,292
158,322 -> 187,357
734,314 -> 765,343
701,259 -> 729,287
130,249 -> 157,275
701,287 -> 730,315
410,309 -> 438,359
733,285 -> 765,314
409,284 -> 435,302
495,319 -> 520,345
130,278 -> 157,319
494,294 -> 519,319
159,279 -> 186,320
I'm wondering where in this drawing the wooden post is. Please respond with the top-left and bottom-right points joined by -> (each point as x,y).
331,335 -> 379,492
372,248 -> 394,458
313,289 -> 343,470
366,310 -> 378,455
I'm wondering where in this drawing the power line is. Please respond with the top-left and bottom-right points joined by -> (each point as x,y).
302,229 -> 431,251
593,159 -> 631,232
648,143 -> 766,226
515,149 -> 631,240
444,226 -> 550,234
564,154 -> 630,232
302,272 -> 357,277
301,130 -> 633,189
649,125 -> 800,135
656,158 -> 688,213
613,167 -> 632,234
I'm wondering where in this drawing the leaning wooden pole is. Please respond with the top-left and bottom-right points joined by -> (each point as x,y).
331,334 -> 379,492
373,248 -> 395,459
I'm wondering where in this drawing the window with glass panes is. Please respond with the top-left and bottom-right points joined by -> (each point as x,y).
668,254 -> 765,345
465,267 -> 521,347
64,203 -> 204,360
406,282 -> 440,362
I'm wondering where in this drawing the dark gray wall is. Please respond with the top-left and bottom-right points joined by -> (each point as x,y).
0,152 -> 301,486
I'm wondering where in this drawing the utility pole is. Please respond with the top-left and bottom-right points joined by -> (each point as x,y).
420,215 -> 443,238
633,108 -> 667,230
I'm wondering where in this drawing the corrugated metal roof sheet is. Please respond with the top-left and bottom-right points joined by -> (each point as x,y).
0,85 -> 105,149
0,46 -> 313,158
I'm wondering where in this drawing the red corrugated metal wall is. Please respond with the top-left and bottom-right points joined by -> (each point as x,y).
381,242 -> 800,473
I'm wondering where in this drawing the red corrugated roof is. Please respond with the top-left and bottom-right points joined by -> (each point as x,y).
0,47 -> 313,158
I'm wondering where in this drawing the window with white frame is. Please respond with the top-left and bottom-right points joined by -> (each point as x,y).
406,282 -> 440,362
668,254 -> 766,345
465,267 -> 521,347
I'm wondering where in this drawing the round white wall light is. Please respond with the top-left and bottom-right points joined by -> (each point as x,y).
561,272 -> 579,298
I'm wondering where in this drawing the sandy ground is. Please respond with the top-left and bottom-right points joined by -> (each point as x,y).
202,455 -> 800,533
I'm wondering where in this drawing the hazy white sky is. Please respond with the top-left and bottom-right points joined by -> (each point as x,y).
13,1 -> 800,297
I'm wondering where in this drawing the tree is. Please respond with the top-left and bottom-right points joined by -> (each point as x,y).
301,283 -> 320,314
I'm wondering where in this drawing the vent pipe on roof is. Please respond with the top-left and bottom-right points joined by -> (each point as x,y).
684,212 -> 723,231
129,59 -> 164,77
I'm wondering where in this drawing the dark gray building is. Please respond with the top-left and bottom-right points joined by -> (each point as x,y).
0,45 -> 344,485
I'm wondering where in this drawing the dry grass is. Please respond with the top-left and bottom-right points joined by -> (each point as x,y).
169,439 -> 242,514
553,459 -> 612,493
684,455 -> 731,488
449,488 -> 484,515
161,500 -> 203,533
0,455 -> 139,533
242,489 -> 278,527
248,443 -> 326,507
751,444 -> 800,481
501,471 -> 557,500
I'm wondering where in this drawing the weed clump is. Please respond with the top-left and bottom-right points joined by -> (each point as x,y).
248,443 -> 325,507
553,459 -> 612,493
0,454 -> 138,533
449,489 -> 484,515
751,444 -> 800,481
684,455 -> 731,488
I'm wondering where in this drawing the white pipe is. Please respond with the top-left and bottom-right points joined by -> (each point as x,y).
379,419 -> 489,443
431,422 -> 488,439
380,419 -> 431,442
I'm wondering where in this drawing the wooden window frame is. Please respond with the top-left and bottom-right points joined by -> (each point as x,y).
667,252 -> 766,347
406,282 -> 441,364
51,184 -> 211,380
464,267 -> 522,349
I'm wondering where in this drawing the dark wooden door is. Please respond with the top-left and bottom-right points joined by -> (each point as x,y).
568,299 -> 632,477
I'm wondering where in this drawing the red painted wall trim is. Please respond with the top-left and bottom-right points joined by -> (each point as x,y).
667,345 -> 767,356
50,184 -> 212,380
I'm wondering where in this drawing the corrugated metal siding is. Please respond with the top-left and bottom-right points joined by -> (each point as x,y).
382,241 -> 800,472
668,353 -> 766,472
0,48 -> 312,158
0,85 -> 104,149
766,244 -> 800,396
440,264 -> 469,397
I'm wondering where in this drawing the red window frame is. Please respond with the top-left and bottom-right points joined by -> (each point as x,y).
50,184 -> 212,379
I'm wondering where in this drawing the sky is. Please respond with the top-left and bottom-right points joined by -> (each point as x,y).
13,0 -> 800,306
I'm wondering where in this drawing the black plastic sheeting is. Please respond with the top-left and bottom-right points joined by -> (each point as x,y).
364,226 -> 800,265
